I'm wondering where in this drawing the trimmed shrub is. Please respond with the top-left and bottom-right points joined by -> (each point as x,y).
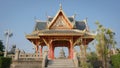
111,54 -> 120,68
0,57 -> 12,68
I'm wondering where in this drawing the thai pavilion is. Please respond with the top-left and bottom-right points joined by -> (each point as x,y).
26,6 -> 95,60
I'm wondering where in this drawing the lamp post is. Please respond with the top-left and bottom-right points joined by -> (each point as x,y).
4,29 -> 13,57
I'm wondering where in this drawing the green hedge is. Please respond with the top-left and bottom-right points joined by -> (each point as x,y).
111,54 -> 120,68
0,57 -> 12,68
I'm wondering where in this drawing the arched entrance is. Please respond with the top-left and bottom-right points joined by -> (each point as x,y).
48,40 -> 74,59
54,47 -> 68,58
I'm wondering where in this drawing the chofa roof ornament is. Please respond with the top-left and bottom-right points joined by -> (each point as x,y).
59,3 -> 62,10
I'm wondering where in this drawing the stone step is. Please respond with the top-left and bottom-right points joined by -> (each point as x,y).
49,59 -> 72,61
46,67 -> 79,68
49,62 -> 73,64
48,65 -> 75,67
48,62 -> 74,65
46,59 -> 76,68
48,59 -> 73,62
48,64 -> 75,66
48,61 -> 74,64
50,63 -> 74,65
50,61 -> 73,63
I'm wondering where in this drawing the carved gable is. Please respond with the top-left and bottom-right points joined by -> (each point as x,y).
51,15 -> 70,29
48,10 -> 73,29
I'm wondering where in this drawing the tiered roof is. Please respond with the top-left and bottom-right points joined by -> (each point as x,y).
34,17 -> 87,31
26,7 -> 94,41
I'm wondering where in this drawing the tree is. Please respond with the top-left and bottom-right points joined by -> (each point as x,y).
95,21 -> 116,68
4,29 -> 13,57
0,40 -> 4,56
116,48 -> 120,53
111,54 -> 120,68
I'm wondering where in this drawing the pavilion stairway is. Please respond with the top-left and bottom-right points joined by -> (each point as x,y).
46,59 -> 78,68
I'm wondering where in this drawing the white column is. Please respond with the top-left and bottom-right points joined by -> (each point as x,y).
14,48 -> 20,60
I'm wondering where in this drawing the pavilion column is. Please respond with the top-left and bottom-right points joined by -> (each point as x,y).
48,45 -> 51,59
80,45 -> 84,59
36,45 -> 39,58
69,40 -> 74,59
83,45 -> 88,57
51,45 -> 55,59
48,45 -> 54,59
83,38 -> 88,61
70,46 -> 74,59
40,46 -> 43,57
68,46 -> 70,58
80,44 -> 85,66
80,44 -> 88,62
48,41 -> 54,59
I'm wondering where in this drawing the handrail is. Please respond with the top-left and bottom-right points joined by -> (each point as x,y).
42,51 -> 48,68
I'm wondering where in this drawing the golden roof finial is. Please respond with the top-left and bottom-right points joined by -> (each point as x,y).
59,3 -> 62,10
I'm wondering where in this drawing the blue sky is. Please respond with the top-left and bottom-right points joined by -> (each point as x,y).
0,0 -> 120,56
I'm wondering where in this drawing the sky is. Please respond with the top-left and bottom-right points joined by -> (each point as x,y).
0,0 -> 120,57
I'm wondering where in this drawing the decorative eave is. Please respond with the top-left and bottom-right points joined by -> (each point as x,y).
47,8 -> 73,29
73,31 -> 95,46
25,35 -> 40,39
82,32 -> 96,38
25,31 -> 40,40
38,29 -> 88,36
